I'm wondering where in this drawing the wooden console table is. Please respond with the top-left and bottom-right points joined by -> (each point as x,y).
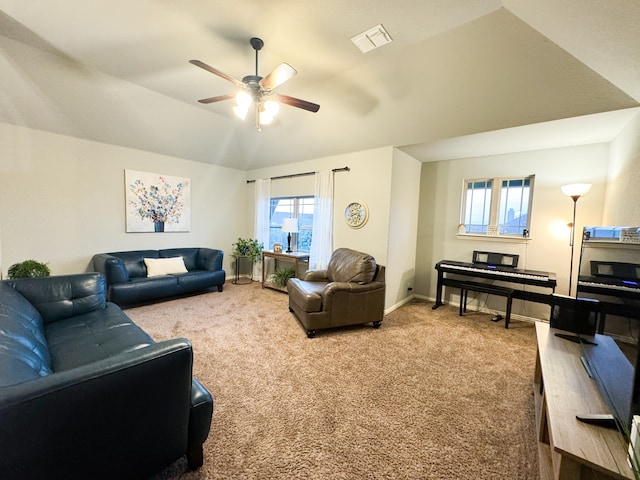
534,322 -> 634,479
261,250 -> 309,292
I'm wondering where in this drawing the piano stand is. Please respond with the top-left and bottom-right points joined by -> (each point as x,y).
459,282 -> 515,328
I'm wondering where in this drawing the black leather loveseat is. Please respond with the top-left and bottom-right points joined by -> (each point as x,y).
0,273 -> 213,480
92,247 -> 225,306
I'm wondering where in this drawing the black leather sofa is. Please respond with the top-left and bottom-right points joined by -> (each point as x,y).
0,273 -> 213,480
92,247 -> 225,306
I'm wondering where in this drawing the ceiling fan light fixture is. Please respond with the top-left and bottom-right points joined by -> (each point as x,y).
236,91 -> 252,108
259,111 -> 274,125
264,100 -> 280,116
233,105 -> 249,120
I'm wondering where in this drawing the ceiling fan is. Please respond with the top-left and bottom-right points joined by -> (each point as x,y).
190,37 -> 320,131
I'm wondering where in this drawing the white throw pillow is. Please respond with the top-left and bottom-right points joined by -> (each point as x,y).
144,257 -> 188,277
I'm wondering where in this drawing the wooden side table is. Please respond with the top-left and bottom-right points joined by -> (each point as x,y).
262,250 -> 309,292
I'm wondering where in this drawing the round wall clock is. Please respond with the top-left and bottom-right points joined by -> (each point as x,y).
345,201 -> 369,229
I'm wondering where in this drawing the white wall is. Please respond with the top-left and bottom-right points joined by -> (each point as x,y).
387,149 -> 422,309
246,147 -> 393,264
414,143 -> 610,320
0,123 -> 247,276
604,111 -> 640,225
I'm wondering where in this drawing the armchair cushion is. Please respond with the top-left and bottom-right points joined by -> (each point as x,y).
287,280 -> 325,312
327,248 -> 377,284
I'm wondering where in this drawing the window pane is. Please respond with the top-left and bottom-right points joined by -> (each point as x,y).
269,198 -> 293,250
499,178 -> 530,235
268,196 -> 314,252
297,230 -> 312,252
296,196 -> 314,252
463,180 -> 492,233
269,227 -> 289,250
297,197 -> 314,229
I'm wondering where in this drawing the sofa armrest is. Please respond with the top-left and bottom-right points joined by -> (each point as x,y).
4,273 -> 107,324
0,339 -> 198,479
93,253 -> 130,285
302,269 -> 329,282
320,280 -> 386,311
197,248 -> 224,271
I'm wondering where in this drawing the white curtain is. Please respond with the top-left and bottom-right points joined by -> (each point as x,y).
253,178 -> 271,280
309,170 -> 333,270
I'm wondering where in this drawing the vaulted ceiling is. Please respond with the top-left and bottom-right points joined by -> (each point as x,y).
1,0 -> 639,170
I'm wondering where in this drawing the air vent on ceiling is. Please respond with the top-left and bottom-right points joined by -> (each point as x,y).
351,24 -> 393,53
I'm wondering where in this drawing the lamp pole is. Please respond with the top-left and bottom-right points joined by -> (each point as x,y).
568,195 -> 579,296
561,183 -> 592,296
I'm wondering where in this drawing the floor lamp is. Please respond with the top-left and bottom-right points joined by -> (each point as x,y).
561,183 -> 592,295
282,217 -> 298,253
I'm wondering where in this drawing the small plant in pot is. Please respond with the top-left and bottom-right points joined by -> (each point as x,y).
8,259 -> 51,279
231,238 -> 264,263
272,266 -> 295,288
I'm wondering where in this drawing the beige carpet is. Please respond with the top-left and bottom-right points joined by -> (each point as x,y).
126,282 -> 539,480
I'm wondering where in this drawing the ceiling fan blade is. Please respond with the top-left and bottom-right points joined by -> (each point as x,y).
189,60 -> 245,88
273,93 -> 320,113
197,93 -> 236,104
260,63 -> 297,90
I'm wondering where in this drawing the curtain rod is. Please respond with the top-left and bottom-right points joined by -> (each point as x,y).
246,166 -> 350,183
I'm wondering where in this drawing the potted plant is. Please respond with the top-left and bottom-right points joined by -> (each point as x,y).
272,266 -> 295,288
8,259 -> 51,279
231,238 -> 264,263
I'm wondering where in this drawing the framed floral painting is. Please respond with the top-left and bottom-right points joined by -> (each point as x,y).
125,170 -> 191,233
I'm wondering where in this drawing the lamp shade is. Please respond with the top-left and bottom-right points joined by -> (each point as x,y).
282,217 -> 299,233
561,183 -> 592,198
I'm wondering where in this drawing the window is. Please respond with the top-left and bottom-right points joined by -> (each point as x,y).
463,180 -> 492,234
269,196 -> 314,252
460,175 -> 534,237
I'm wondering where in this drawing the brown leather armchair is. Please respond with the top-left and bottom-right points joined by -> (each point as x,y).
287,248 -> 385,338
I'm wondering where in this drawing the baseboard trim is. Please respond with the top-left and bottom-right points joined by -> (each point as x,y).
384,294 -> 415,315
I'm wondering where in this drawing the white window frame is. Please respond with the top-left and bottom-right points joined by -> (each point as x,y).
269,196 -> 314,252
459,175 -> 535,238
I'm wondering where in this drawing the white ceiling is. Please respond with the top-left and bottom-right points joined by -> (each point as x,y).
0,0 -> 639,170
401,107 -> 640,162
